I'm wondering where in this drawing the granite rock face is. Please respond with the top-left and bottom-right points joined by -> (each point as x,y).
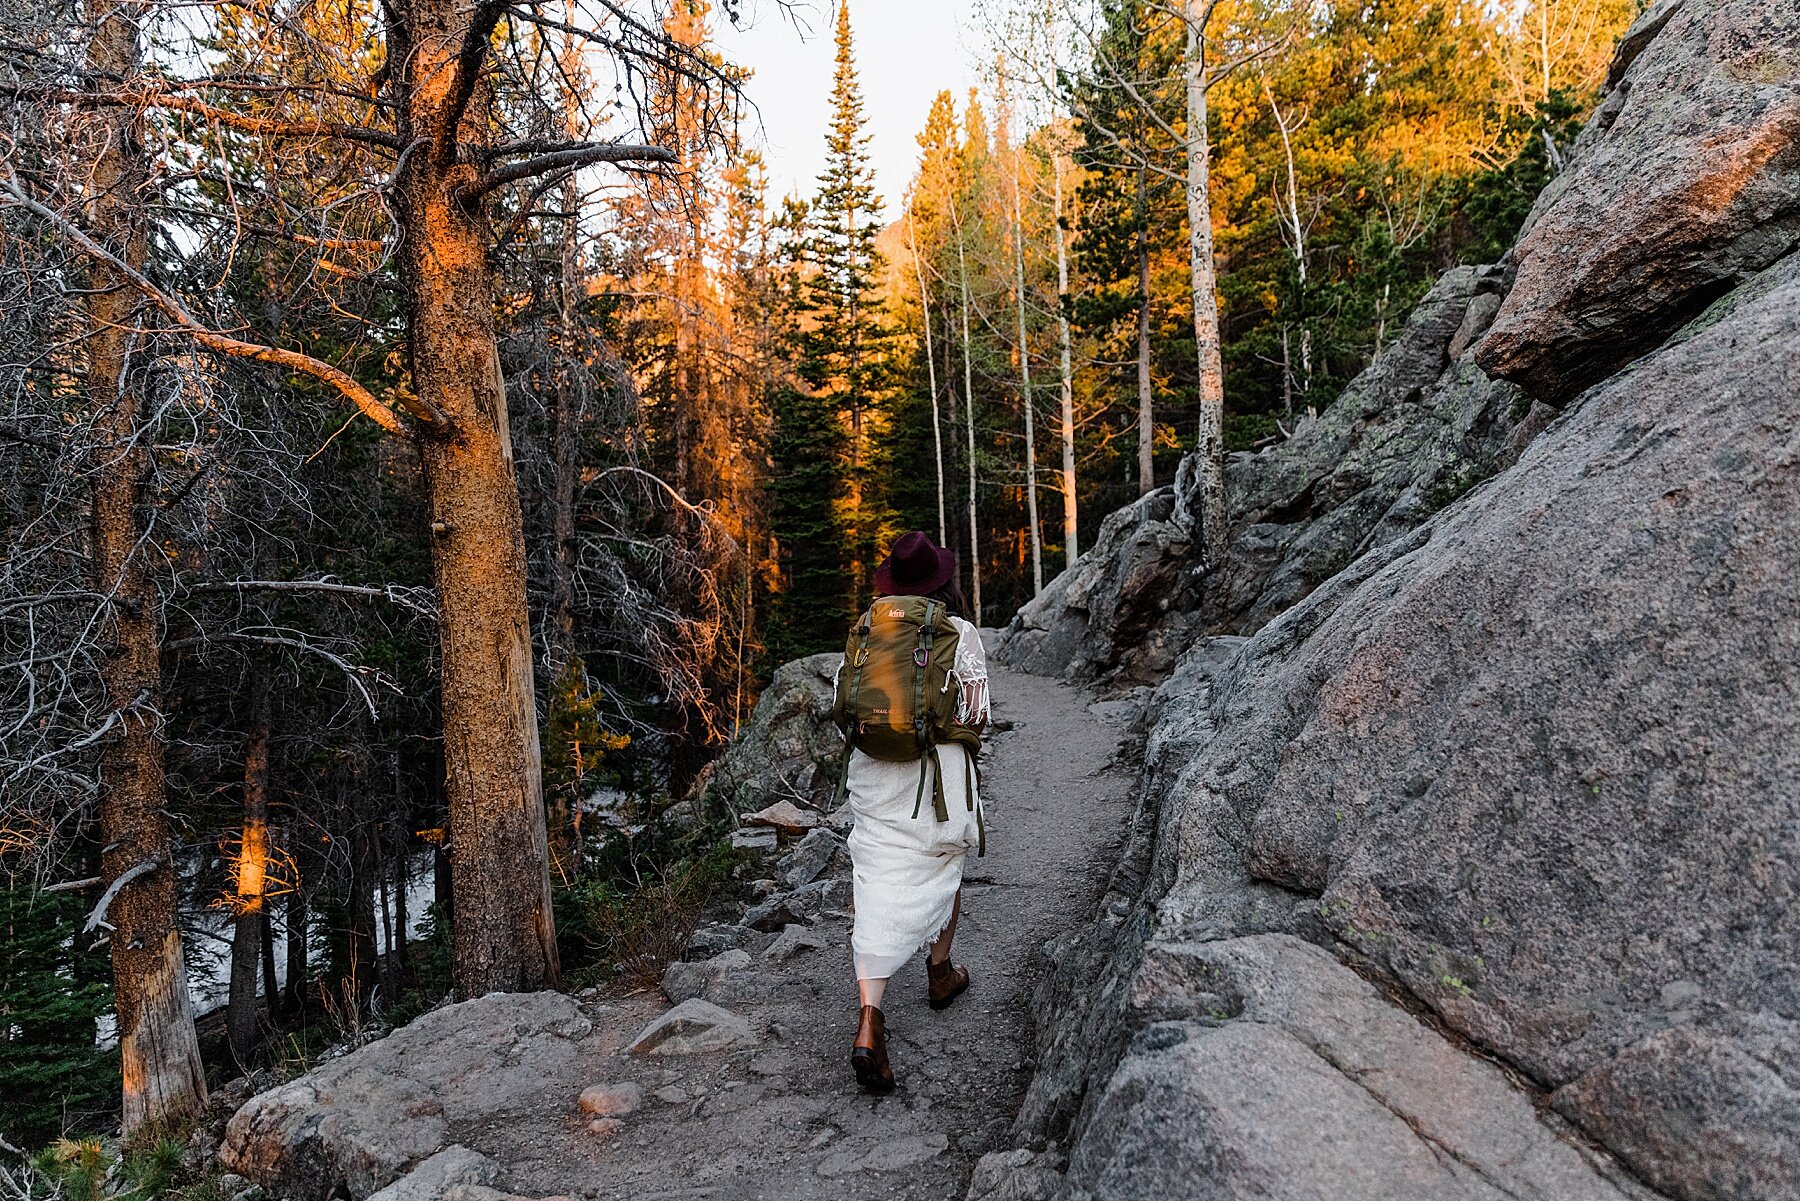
692,652 -> 843,813
1066,936 -> 1643,1201
220,993 -> 592,1201
1475,0 -> 1800,401
365,1146 -> 502,1201
1013,258 -> 1800,1201
992,483 -> 1199,684
995,265 -> 1526,683
989,13 -> 1800,1199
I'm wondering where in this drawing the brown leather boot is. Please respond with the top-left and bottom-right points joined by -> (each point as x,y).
851,1005 -> 895,1093
927,955 -> 970,1011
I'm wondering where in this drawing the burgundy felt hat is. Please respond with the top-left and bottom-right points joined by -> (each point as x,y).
873,530 -> 955,596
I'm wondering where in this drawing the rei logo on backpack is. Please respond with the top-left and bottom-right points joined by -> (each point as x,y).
830,596 -> 983,846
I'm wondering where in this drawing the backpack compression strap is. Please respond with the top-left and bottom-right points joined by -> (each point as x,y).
909,600 -> 952,823
832,606 -> 876,808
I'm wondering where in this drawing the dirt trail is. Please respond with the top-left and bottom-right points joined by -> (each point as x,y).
485,659 -> 1135,1201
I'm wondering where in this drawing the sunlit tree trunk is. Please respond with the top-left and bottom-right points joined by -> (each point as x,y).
227,682 -> 272,1067
1053,157 -> 1078,564
392,0 -> 559,997
1011,156 -> 1043,595
906,213 -> 947,544
955,220 -> 982,623
1135,166 -> 1154,497
84,0 -> 206,1136
1185,0 -> 1228,567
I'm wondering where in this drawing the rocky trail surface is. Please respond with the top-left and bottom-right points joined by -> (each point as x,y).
220,659 -> 1136,1201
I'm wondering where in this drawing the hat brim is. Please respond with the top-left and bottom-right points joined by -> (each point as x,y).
873,545 -> 956,596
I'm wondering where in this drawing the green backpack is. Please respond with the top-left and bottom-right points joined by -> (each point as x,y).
830,595 -> 983,850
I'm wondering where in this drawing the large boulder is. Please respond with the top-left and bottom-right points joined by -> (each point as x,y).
996,266 -> 1526,682
1065,936 -> 1641,1201
692,652 -> 843,812
994,482 -> 1199,684
1017,255 -> 1800,1200
1475,0 -> 1800,401
220,993 -> 592,1201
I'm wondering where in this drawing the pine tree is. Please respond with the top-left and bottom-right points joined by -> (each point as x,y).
0,887 -> 117,1143
764,190 -> 839,662
800,0 -> 893,595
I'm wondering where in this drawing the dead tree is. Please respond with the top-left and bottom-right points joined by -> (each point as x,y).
226,680 -> 273,1068
82,0 -> 207,1134
0,0 -> 736,1000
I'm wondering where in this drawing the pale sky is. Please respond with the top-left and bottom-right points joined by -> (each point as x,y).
711,0 -> 983,219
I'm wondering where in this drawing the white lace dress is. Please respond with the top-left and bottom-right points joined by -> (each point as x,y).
841,615 -> 989,981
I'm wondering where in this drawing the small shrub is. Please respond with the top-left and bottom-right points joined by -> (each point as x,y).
23,1134 -> 183,1201
555,832 -> 738,992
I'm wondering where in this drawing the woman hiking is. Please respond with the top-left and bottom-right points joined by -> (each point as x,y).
833,530 -> 988,1093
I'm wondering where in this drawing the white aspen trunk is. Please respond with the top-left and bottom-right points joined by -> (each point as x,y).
1053,157 -> 1078,565
1539,0 -> 1552,102
1011,155 -> 1043,596
1281,325 -> 1293,416
1269,83 -> 1307,288
1185,2 -> 1229,570
907,213 -> 947,544
1135,166 -> 1154,497
956,220 -> 982,624
1269,80 -> 1308,419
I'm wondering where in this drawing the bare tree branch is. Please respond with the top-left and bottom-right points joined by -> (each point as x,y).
0,170 -> 445,436
0,84 -> 403,147
182,578 -> 436,620
84,857 -> 159,933
42,875 -> 102,893
458,142 -> 676,201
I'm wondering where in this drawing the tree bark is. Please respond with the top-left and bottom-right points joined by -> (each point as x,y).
1053,157 -> 1078,565
227,681 -> 273,1068
283,841 -> 308,1013
906,214 -> 947,545
392,0 -> 560,997
346,815 -> 376,1013
544,168 -> 583,878
1135,165 -> 1154,497
391,818 -> 411,980
376,828 -> 399,1008
1011,155 -> 1043,596
85,0 -> 206,1136
1185,2 -> 1229,568
955,221 -> 982,624
260,910 -> 279,1017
